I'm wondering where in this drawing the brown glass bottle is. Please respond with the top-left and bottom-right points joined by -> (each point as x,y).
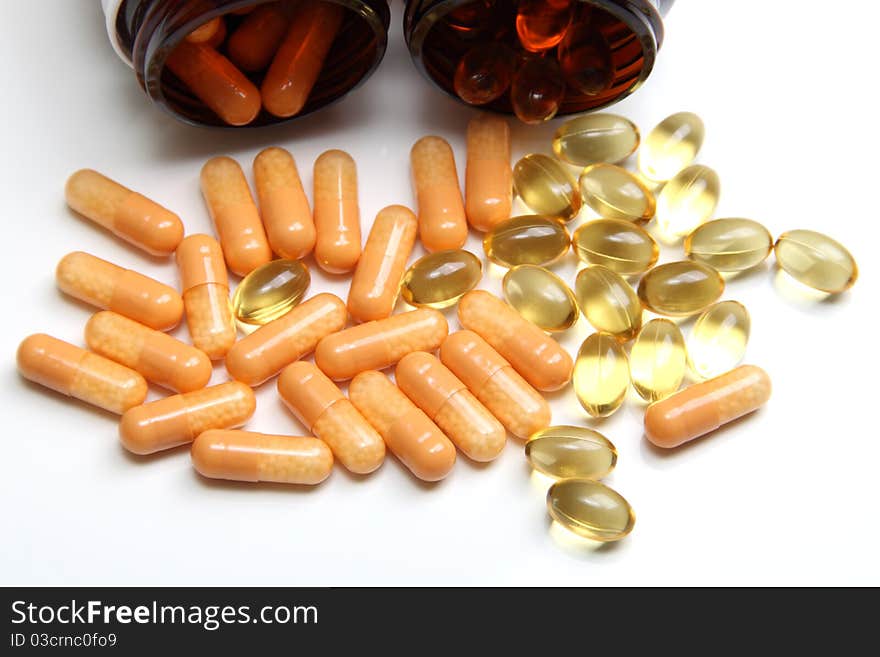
105,0 -> 390,127
404,0 -> 673,117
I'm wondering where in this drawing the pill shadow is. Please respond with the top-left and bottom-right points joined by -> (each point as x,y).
546,515 -> 626,558
639,409 -> 765,464
510,121 -> 559,158
190,468 -> 327,495
772,268 -> 851,310
720,260 -> 771,286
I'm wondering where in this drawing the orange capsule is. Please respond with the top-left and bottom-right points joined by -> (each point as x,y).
165,41 -> 261,126
278,361 -> 385,474
205,16 -> 227,48
465,114 -> 512,232
411,137 -> 468,252
315,309 -> 448,381
347,205 -> 418,323
226,293 -> 347,386
558,19 -> 613,96
85,311 -> 212,393
17,334 -> 147,414
440,331 -> 550,439
191,430 -> 333,485
65,170 -> 183,256
185,16 -> 224,44
227,2 -> 291,72
510,57 -> 566,124
515,0 -> 574,52
645,365 -> 772,449
313,149 -> 361,274
261,0 -> 344,118
201,156 -> 273,277
120,381 -> 255,455
56,251 -> 183,331
349,370 -> 456,482
445,1 -> 495,34
396,352 -> 506,462
453,43 -> 516,105
254,146 -> 316,260
458,290 -> 572,392
176,234 -> 237,360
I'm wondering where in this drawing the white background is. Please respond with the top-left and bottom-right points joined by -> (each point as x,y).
1,0 -> 877,586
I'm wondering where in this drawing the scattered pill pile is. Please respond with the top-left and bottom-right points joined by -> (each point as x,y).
16,109 -> 858,545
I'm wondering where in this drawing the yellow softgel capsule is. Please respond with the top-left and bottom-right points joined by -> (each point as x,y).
571,219 -> 658,276
574,265 -> 642,342
551,113 -> 640,167
688,301 -> 750,380
655,164 -> 720,240
638,111 -> 705,182
578,164 -> 655,223
232,259 -> 310,326
630,318 -> 686,402
400,250 -> 482,309
483,215 -> 571,268
526,426 -> 617,480
547,479 -> 635,542
774,229 -> 858,293
638,261 -> 724,317
513,154 -> 581,221
573,333 -> 629,418
502,265 -> 578,333
684,218 -> 773,272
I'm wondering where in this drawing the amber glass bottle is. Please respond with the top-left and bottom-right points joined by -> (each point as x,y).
103,0 -> 390,127
404,0 -> 674,118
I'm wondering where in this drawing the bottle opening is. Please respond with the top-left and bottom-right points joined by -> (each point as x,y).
114,0 -> 390,127
406,0 -> 664,121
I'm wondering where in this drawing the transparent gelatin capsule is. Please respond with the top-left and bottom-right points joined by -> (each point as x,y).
638,111 -> 705,182
547,479 -> 635,542
401,250 -> 482,309
515,0 -> 574,52
688,301 -> 750,380
232,259 -> 310,325
454,43 -> 516,105
483,215 -> 571,268
513,154 -> 582,221
557,18 -> 613,97
638,261 -> 724,317
579,164 -> 655,223
629,318 -> 686,402
526,426 -> 617,480
685,218 -> 773,272
574,265 -> 642,342
774,229 -> 858,293
502,265 -> 579,332
511,57 -> 566,124
573,333 -> 629,417
552,114 -> 640,167
572,219 -> 658,276
655,164 -> 720,240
